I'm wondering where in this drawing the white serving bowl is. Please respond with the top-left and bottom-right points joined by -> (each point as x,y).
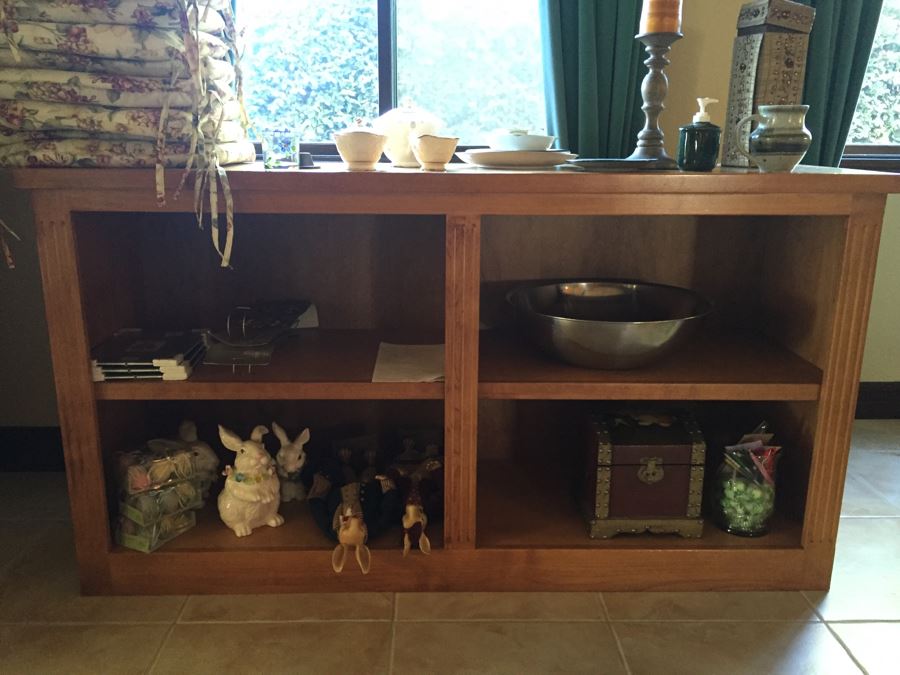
410,134 -> 459,171
490,132 -> 555,151
333,130 -> 387,171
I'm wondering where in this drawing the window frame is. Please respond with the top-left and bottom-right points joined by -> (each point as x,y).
840,145 -> 900,173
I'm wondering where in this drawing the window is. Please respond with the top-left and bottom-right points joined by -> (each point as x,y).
237,0 -> 546,146
843,0 -> 900,168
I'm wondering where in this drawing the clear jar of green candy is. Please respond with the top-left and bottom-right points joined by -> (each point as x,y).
714,440 -> 781,537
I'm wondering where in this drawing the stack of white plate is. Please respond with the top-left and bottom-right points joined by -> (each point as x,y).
456,149 -> 577,169
456,132 -> 576,169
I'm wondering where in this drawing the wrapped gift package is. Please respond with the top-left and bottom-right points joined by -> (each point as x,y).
116,438 -> 198,496
119,479 -> 203,527
721,0 -> 816,167
116,510 -> 196,553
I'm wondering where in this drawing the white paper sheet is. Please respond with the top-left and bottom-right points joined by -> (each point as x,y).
372,343 -> 445,383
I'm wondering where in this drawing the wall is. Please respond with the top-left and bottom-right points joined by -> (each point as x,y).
0,179 -> 57,426
0,0 -> 898,429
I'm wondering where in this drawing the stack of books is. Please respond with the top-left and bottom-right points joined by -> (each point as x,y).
91,329 -> 206,382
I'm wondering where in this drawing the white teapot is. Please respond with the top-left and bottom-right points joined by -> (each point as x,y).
373,103 -> 443,168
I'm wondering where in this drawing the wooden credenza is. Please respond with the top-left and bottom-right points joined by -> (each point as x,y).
12,164 -> 900,594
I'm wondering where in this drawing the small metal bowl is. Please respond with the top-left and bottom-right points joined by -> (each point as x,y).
507,281 -> 712,369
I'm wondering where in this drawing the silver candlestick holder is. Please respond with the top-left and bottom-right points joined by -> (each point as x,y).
626,31 -> 683,169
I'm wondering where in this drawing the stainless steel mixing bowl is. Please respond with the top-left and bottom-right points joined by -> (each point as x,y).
507,281 -> 712,369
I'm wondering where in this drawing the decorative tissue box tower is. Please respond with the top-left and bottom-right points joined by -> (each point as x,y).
721,0 -> 816,167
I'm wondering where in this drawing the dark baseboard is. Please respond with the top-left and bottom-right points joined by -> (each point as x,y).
0,426 -> 65,471
856,382 -> 900,420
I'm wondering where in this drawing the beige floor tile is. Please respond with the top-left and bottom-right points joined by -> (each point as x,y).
151,622 -> 391,675
0,522 -> 184,623
840,472 -> 899,517
180,592 -> 393,622
0,472 -> 70,521
0,624 -> 170,675
847,422 -> 900,512
831,621 -> 900,675
850,420 -> 900,454
614,621 -> 860,675
803,518 -> 900,621
396,592 -> 604,621
0,521 -> 49,570
393,621 -> 626,674
603,591 -> 817,622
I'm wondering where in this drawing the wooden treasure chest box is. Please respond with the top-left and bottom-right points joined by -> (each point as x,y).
580,411 -> 705,539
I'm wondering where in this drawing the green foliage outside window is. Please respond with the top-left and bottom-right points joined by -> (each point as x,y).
239,1 -> 545,145
240,1 -> 379,141
847,1 -> 900,145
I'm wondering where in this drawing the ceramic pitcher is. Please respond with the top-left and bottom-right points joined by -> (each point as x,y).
734,105 -> 812,173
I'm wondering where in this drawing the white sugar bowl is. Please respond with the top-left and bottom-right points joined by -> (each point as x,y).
373,104 -> 443,168
410,134 -> 459,171
333,127 -> 387,171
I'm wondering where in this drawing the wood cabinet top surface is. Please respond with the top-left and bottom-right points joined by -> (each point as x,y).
10,162 -> 900,195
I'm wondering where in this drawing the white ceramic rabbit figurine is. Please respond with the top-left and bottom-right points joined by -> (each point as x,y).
272,422 -> 310,503
217,425 -> 284,537
331,483 -> 371,574
178,420 -> 219,499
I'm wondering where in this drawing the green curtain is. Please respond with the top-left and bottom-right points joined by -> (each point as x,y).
800,0 -> 883,166
540,0 -> 645,157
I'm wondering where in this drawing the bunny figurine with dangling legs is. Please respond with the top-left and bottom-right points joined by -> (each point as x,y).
272,422 -> 310,503
331,483 -> 371,574
217,425 -> 283,537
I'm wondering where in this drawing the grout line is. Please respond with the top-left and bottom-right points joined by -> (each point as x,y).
839,514 -> 900,519
599,595 -> 632,675
389,617 -> 611,623
597,592 -> 611,621
145,616 -> 182,675
822,621 -> 869,675
171,618 -> 395,624
0,620 -> 183,626
799,591 -> 828,623
606,622 -> 633,675
825,619 -> 900,624
174,595 -> 190,625
388,593 -> 398,675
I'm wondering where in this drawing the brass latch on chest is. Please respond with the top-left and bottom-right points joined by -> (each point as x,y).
637,457 -> 665,484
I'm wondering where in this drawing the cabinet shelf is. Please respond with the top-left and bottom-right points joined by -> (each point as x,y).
94,330 -> 444,401
476,460 -> 802,551
478,330 -> 822,400
121,500 -> 443,554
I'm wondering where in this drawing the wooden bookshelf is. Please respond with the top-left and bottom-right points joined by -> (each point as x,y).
13,164 -> 900,594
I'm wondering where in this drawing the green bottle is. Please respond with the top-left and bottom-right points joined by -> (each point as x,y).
677,97 -> 721,172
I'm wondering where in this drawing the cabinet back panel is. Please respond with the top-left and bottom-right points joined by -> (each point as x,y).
481,216 -> 762,331
481,215 -> 841,350
74,213 -> 446,345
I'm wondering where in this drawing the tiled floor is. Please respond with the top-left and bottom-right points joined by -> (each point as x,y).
1,420 -> 898,674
